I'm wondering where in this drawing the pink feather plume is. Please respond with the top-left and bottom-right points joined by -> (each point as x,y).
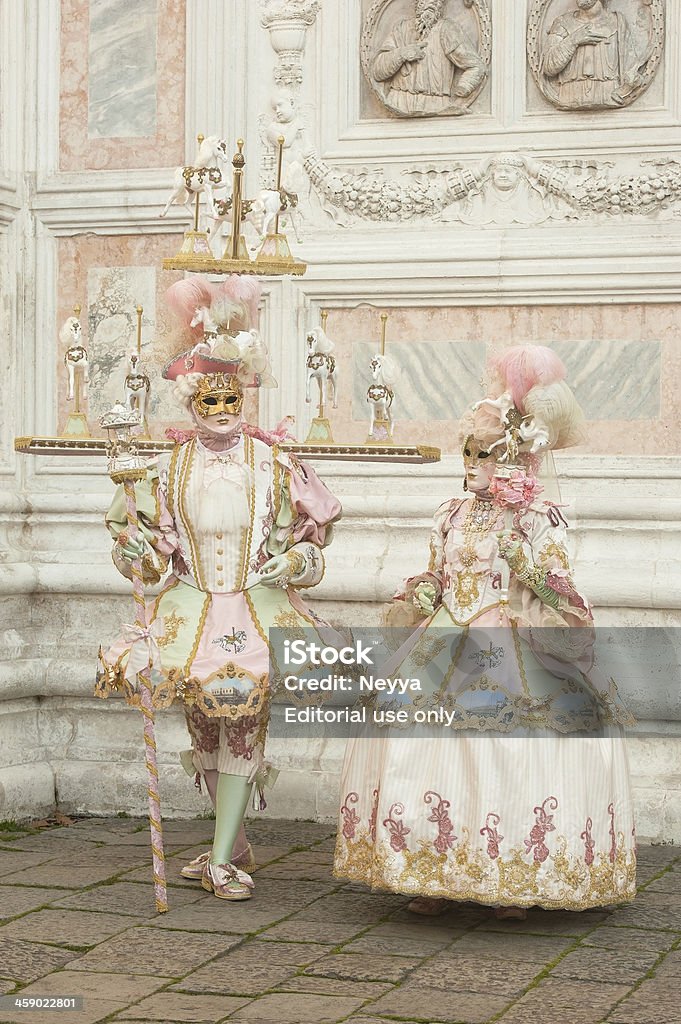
165,276 -> 216,336
490,346 -> 566,412
165,275 -> 262,337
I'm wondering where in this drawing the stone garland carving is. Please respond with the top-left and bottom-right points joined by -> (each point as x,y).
527,0 -> 665,112
361,0 -> 492,118
302,148 -> 681,224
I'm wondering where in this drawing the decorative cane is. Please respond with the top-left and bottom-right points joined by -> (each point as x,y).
100,402 -> 169,913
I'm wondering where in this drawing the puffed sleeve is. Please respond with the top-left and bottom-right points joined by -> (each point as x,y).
512,502 -> 593,628
105,458 -> 179,585
267,450 -> 342,588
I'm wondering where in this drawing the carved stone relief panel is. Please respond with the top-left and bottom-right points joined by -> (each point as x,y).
360,0 -> 492,118
527,0 -> 665,112
301,149 -> 681,225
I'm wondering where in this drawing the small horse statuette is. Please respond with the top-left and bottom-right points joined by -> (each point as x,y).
366,354 -> 396,443
160,135 -> 229,219
61,315 -> 89,402
124,351 -> 151,426
305,327 -> 339,411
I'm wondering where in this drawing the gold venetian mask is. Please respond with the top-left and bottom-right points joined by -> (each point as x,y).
191,373 -> 244,418
462,435 -> 495,467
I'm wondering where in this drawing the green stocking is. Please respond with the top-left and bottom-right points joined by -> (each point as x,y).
210,773 -> 253,866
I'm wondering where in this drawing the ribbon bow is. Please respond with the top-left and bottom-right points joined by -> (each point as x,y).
121,618 -> 166,683
203,447 -> 246,489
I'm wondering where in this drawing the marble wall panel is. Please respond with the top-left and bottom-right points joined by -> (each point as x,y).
60,0 -> 185,170
88,0 -> 157,139
56,235 -> 260,437
315,303 -> 678,455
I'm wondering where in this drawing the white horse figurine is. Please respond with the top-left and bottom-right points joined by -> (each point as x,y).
160,136 -> 229,219
189,306 -> 221,354
124,352 -> 151,423
367,354 -> 396,439
60,316 -> 89,401
473,392 -> 550,461
305,327 -> 338,410
207,162 -> 304,256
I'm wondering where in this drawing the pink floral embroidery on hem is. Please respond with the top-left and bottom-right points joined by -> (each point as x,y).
369,788 -> 379,843
581,817 -> 595,866
609,803 -> 616,863
340,793 -> 361,840
524,796 -> 558,864
383,802 -> 410,852
480,812 -> 503,860
424,791 -> 457,853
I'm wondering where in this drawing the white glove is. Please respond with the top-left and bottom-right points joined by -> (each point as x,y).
116,534 -> 151,563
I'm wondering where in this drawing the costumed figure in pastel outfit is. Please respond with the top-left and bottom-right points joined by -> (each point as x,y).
97,275 -> 341,902
333,345 -> 635,917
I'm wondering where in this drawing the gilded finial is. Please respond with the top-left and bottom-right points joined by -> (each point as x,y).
197,133 -> 204,145
233,139 -> 245,169
73,304 -> 82,317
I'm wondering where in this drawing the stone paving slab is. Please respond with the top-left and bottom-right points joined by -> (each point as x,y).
11,970 -> 170,1002
0,936 -> 80,983
146,902 -> 291,936
259,919 -> 364,944
52,880 -> 206,918
406,952 -> 542,996
0,884 -> 72,920
66,926 -> 241,976
304,952 -> 421,983
116,992 -> 248,1021
444,929 -> 575,963
0,909 -> 135,947
1,861 -> 131,889
497,978 -> 631,1024
171,939 -> 330,995
580,924 -> 679,953
548,945 -> 662,984
226,992 -> 367,1022
274,976 -> 394,998
475,908 -> 610,936
367,983 -> 511,1023
607,976 -> 681,1023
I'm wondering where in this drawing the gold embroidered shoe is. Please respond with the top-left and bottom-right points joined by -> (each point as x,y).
201,861 -> 255,901
180,850 -> 211,880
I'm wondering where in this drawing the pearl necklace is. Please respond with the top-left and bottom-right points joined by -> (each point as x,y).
464,498 -> 499,534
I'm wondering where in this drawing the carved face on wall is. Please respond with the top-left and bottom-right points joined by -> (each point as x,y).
491,162 -> 522,192
576,0 -> 604,10
274,94 -> 295,123
416,0 -> 445,30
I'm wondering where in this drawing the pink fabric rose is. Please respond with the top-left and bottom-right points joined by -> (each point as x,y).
489,469 -> 543,509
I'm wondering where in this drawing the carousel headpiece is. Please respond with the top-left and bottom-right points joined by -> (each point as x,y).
461,345 -> 585,471
163,274 -> 277,402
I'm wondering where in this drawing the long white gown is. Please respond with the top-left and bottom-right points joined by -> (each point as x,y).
333,495 -> 636,911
